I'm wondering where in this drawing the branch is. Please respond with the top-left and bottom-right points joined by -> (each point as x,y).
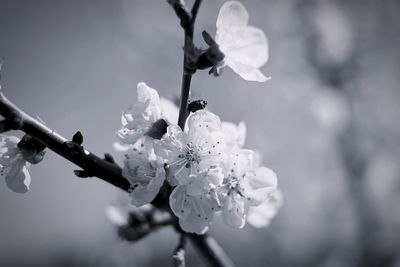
0,92 -> 130,192
168,0 -> 203,130
0,89 -> 236,267
167,0 -> 192,30
177,71 -> 192,129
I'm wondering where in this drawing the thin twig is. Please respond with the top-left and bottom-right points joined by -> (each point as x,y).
191,0 -> 202,22
177,71 -> 192,129
173,0 -> 203,130
167,0 -> 192,29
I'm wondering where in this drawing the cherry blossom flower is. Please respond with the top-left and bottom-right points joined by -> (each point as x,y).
169,167 -> 223,234
156,110 -> 226,187
247,189 -> 282,228
0,135 -> 31,193
122,136 -> 165,206
219,149 -> 277,228
117,82 -> 162,145
214,1 -> 270,82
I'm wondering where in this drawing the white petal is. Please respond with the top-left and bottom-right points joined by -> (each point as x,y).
169,185 -> 192,220
130,168 -> 165,207
216,1 -> 249,30
117,126 -> 149,145
194,131 -> 226,171
177,193 -> 218,234
222,193 -> 248,228
168,164 -> 191,186
155,125 -> 186,161
226,58 -> 270,82
137,82 -> 162,121
122,153 -> 149,181
160,97 -> 179,124
247,190 -> 282,228
205,167 -> 224,188
121,103 -> 148,127
5,164 -> 31,194
112,142 -> 131,152
221,26 -> 269,68
242,167 -> 277,206
186,175 -> 207,196
224,149 -> 253,176
131,136 -> 155,158
187,110 -> 221,133
186,167 -> 223,196
178,215 -> 209,234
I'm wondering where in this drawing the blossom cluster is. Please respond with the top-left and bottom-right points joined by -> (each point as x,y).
0,1 -> 280,235
116,82 -> 281,234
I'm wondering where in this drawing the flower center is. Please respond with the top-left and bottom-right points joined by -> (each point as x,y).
179,142 -> 201,168
226,175 -> 245,198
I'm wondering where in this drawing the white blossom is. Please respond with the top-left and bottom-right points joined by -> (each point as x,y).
122,136 -> 165,206
0,135 -> 31,193
117,82 -> 162,145
215,1 -> 270,82
156,110 -> 226,187
219,149 -> 277,228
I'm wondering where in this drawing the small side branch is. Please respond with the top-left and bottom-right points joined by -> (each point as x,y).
0,92 -> 130,191
191,0 -> 202,22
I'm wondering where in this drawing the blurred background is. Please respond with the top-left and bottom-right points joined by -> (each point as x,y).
1,0 -> 399,266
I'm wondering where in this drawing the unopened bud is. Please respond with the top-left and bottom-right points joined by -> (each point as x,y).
72,131 -> 83,145
188,100 -> 208,113
146,119 -> 168,139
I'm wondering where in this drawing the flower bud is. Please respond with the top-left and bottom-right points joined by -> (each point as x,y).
188,100 -> 208,113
